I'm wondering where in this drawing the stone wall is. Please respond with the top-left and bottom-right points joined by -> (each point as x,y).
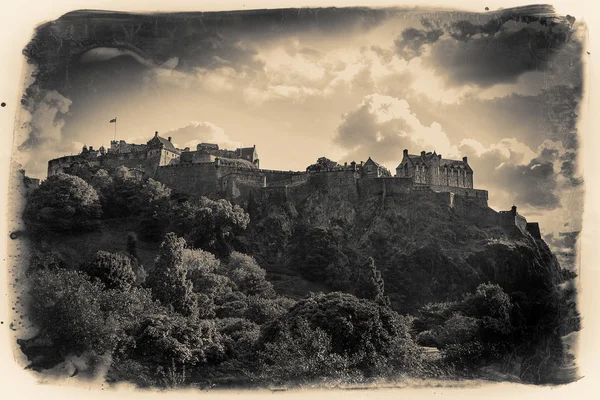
154,163 -> 220,197
262,170 -> 307,186
453,195 -> 500,227
427,184 -> 488,207
526,223 -> 541,239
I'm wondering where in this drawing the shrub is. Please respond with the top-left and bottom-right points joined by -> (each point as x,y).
24,173 -> 102,234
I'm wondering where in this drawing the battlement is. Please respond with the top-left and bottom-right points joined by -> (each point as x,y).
46,141 -> 542,239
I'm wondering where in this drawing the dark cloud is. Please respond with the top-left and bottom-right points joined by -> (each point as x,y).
23,7 -> 398,94
393,12 -> 582,87
428,24 -> 579,87
334,99 -> 411,164
394,19 -> 444,61
495,160 -> 560,209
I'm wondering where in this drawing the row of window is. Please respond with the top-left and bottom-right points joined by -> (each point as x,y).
406,164 -> 470,177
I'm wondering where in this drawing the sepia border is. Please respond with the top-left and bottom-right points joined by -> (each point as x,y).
1,0 -> 598,398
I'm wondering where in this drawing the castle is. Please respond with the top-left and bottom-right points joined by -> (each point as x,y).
47,133 -> 541,239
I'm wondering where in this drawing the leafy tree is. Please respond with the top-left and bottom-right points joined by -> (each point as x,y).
26,269 -> 120,356
306,157 -> 339,172
84,251 -> 137,291
289,225 -> 351,290
355,257 -> 389,306
259,292 -> 422,377
146,233 -> 199,319
24,173 -> 102,233
220,252 -> 275,298
126,232 -> 139,259
244,295 -> 296,325
138,178 -> 172,240
182,248 -> 220,276
102,166 -> 144,218
258,318 -> 356,384
170,197 -> 250,257
124,314 -> 225,372
28,247 -> 67,271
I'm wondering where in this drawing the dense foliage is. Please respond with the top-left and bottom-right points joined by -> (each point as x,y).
20,167 -> 580,387
24,173 -> 102,233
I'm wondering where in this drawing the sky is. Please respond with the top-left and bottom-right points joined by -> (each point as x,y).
12,5 -> 585,248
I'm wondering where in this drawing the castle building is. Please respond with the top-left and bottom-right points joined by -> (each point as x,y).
180,143 -> 260,168
395,149 -> 473,189
45,137 -> 540,239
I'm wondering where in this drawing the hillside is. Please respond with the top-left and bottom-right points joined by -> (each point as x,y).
17,170 -> 580,386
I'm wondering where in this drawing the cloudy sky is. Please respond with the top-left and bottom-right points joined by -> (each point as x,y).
14,6 -> 585,246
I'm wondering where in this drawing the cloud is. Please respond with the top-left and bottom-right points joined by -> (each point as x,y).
459,138 -> 583,211
392,15 -> 582,89
162,121 -> 242,150
334,94 -> 459,167
15,87 -> 77,177
394,19 -> 444,61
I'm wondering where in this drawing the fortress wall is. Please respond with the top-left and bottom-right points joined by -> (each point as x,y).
453,196 -> 500,227
286,181 -> 313,204
356,177 -> 413,198
526,222 -> 541,239
380,177 -> 413,196
155,163 -> 219,197
261,170 -> 307,185
307,170 -> 358,201
515,214 -> 528,233
357,178 -> 385,197
262,186 -> 289,204
428,184 -> 488,207
220,169 -> 266,201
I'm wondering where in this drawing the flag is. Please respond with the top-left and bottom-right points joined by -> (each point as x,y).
109,118 -> 117,123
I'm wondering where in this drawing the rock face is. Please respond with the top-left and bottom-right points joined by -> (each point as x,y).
245,187 -> 569,315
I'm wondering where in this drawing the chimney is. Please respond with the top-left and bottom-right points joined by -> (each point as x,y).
403,149 -> 408,157
360,161 -> 363,166
154,131 -> 158,137
511,205 -> 517,216
463,156 -> 468,163
421,151 -> 426,157
89,146 -> 94,151
344,162 -> 348,167
168,136 -> 172,142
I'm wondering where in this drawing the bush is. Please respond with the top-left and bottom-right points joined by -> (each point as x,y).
220,252 -> 275,298
83,251 -> 137,291
24,173 -> 102,234
259,292 -> 423,378
170,197 -> 250,257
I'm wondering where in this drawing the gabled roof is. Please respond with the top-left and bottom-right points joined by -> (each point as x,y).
364,157 -> 392,175
440,159 -> 472,172
156,136 -> 178,152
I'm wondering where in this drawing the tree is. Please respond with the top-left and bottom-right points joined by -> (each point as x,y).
356,257 -> 389,306
146,233 -> 199,319
259,292 -> 422,377
102,166 -> 144,218
220,252 -> 275,297
127,232 -> 139,259
26,269 -> 119,356
138,179 -> 172,240
290,225 -> 351,290
170,197 -> 250,257
306,157 -> 339,172
84,251 -> 137,291
24,173 -> 102,233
